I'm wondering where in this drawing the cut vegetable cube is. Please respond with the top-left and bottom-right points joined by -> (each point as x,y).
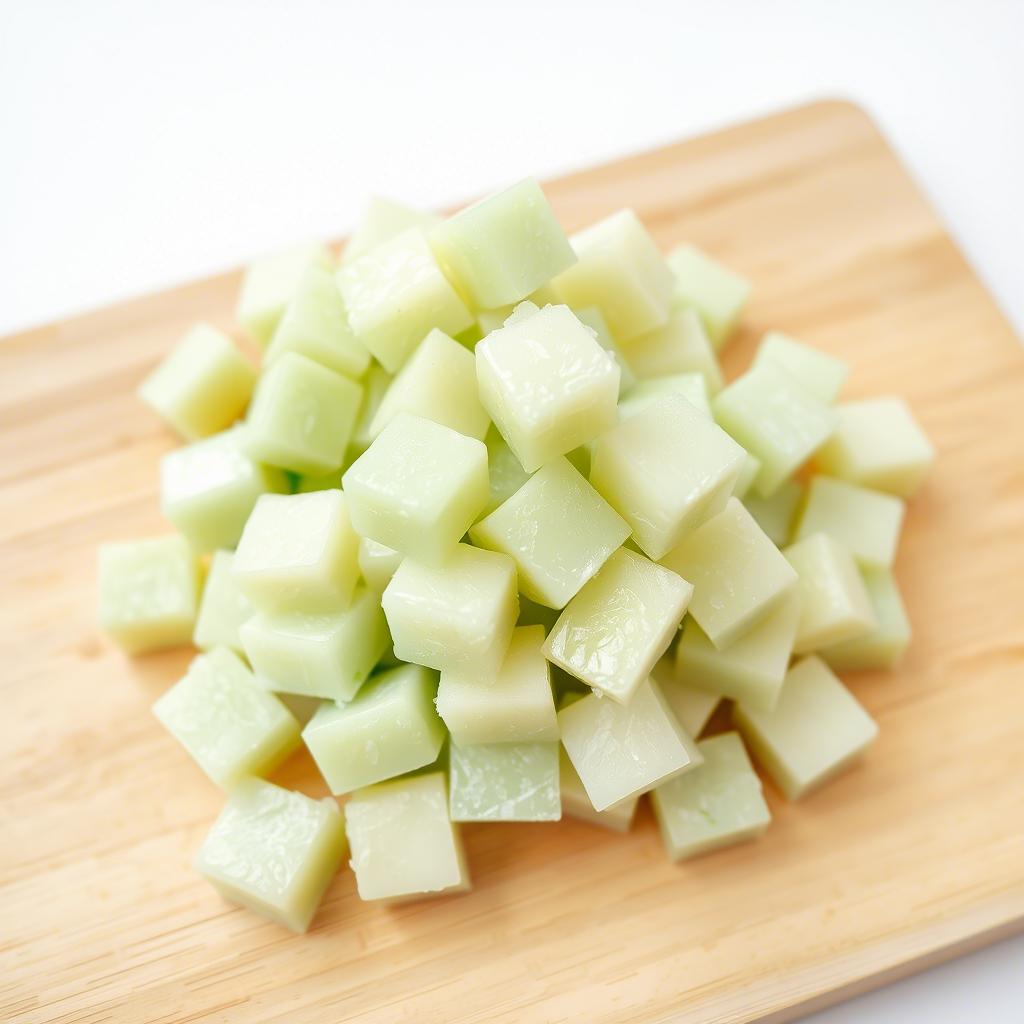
733,655 -> 878,800
476,302 -> 619,472
139,323 -> 256,441
193,550 -> 254,653
429,177 -> 576,309
794,476 -> 905,569
368,328 -> 489,441
784,533 -> 876,653
621,306 -> 723,393
97,534 -> 200,654
542,547 -> 693,704
470,456 -> 630,608
674,593 -> 802,711
590,394 -> 745,560
265,266 -> 370,379
337,228 -> 474,372
236,241 -> 335,347
743,479 -> 804,547
239,587 -> 388,702
667,243 -> 750,349
650,654 -> 721,738
821,567 -> 912,672
573,305 -> 637,394
302,664 -> 445,794
357,536 -> 403,593
617,373 -> 711,422
342,197 -> 442,265
345,772 -> 470,901
435,624 -> 558,745
557,676 -> 702,811
448,742 -> 561,821
383,543 -> 518,679
233,491 -> 360,614
160,424 -> 289,552
343,412 -> 489,566
732,452 -> 762,501
480,425 -> 531,518
661,498 -> 798,650
712,362 -> 835,496
752,331 -> 848,403
347,363 -> 392,457
193,777 -> 346,931
152,647 -> 300,789
651,732 -> 770,861
814,396 -> 935,497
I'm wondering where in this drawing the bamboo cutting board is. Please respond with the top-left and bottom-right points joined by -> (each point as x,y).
2,100 -> 1023,1024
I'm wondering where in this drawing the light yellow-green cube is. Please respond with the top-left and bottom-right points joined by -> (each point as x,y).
732,452 -> 762,501
542,547 -> 692,704
667,243 -> 751,349
743,479 -> 805,547
236,241 -> 335,347
621,306 -> 723,393
152,647 -> 300,789
752,331 -> 848,403
476,302 -> 619,472
480,425 -> 532,518
369,328 -> 489,441
337,227 -> 473,373
814,396 -> 935,497
590,394 -> 745,560
661,498 -> 798,650
347,363 -> 392,458
470,457 -> 630,609
97,534 -> 200,654
448,742 -> 561,822
342,197 -> 442,265
734,655 -> 878,801
821,567 -> 912,672
139,323 -> 256,441
794,475 -> 905,569
343,412 -> 489,566
193,777 -> 346,931
558,740 -> 639,832
617,373 -> 711,422
382,543 -> 518,680
357,536 -> 403,593
193,550 -> 253,653
784,533 -> 876,654
650,654 -> 721,738
573,305 -> 637,395
553,209 -> 675,342
233,491 -> 360,614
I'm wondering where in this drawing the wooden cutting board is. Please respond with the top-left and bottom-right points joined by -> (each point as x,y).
2,100 -> 1022,1024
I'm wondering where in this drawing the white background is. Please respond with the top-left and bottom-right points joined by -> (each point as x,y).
2,0 -> 1022,1019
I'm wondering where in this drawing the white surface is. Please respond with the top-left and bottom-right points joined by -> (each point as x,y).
1,0 -> 1021,1018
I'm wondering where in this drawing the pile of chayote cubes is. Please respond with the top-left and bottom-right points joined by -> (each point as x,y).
97,180 -> 935,932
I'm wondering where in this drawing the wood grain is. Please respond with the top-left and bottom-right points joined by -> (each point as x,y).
2,100 -> 1023,1024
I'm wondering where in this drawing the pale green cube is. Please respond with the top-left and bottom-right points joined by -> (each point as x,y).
558,734 -> 639,833
732,452 -> 762,501
382,543 -> 518,680
357,536 -> 403,593
552,209 -> 675,342
617,373 -> 711,422
369,328 -> 489,441
343,413 -> 489,566
476,302 -> 619,472
236,241 -> 335,347
239,587 -> 388,702
449,742 -> 561,822
347,363 -> 392,457
621,306 -> 723,393
232,491 -> 360,614
97,534 -> 200,654
435,625 -> 558,745
470,456 -> 630,608
303,664 -> 445,794
733,655 -> 878,801
661,498 -> 798,650
193,777 -> 346,931
573,305 -> 637,394
265,265 -> 370,379
784,533 -> 876,654
160,424 -> 289,552
667,243 -> 751,349
429,177 -> 576,309
152,647 -> 300,789
342,197 -> 442,265
650,654 -> 721,738
743,479 -> 805,547
674,592 -> 802,711
815,396 -> 935,498
821,567 -> 912,672
752,331 -> 848,403
558,677 -> 702,811
337,227 -> 473,372
794,476 -> 905,569
245,352 -> 362,475
590,394 -> 745,561
480,425 -> 531,518
345,772 -> 470,901
651,732 -> 771,861
139,323 -> 256,441
193,550 -> 254,653
542,547 -> 693,704
294,468 -> 345,493
713,362 -> 835,496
